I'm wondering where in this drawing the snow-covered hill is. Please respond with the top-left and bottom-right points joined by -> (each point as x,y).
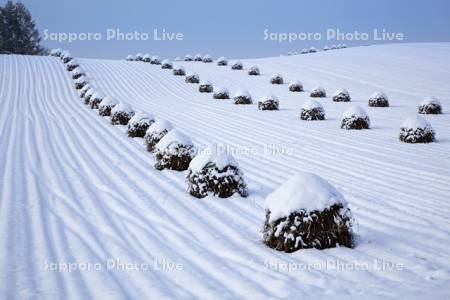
1,43 -> 450,299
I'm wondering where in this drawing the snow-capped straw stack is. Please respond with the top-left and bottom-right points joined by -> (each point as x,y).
262,172 -> 354,252
79,84 -> 91,99
150,55 -> 160,65
83,88 -> 95,104
66,58 -> 79,71
186,144 -> 248,198
61,50 -> 73,64
289,80 -> 303,92
300,100 -> 325,120
89,91 -> 105,109
231,61 -> 243,70
111,102 -> 135,125
399,116 -> 435,143
368,92 -> 389,107
270,73 -> 284,84
199,81 -> 213,93
194,53 -> 202,61
50,48 -> 62,57
248,65 -> 260,76
144,119 -> 173,152
98,96 -> 118,117
185,73 -> 200,84
217,56 -> 228,66
233,90 -> 252,105
74,75 -> 88,90
333,88 -> 351,102
310,86 -> 326,98
258,94 -> 279,110
127,112 -> 155,138
161,59 -> 173,69
71,67 -> 85,80
418,96 -> 442,114
202,54 -> 213,63
341,105 -> 370,129
173,65 -> 185,76
143,54 -> 151,62
213,87 -> 230,99
154,129 -> 196,171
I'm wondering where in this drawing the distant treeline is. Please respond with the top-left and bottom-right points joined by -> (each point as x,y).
0,1 -> 46,55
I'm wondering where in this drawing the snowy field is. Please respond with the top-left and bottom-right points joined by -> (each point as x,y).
1,43 -> 450,299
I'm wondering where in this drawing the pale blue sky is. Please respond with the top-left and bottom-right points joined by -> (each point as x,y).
5,0 -> 450,59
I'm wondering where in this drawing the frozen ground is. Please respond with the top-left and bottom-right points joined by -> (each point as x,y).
1,43 -> 450,299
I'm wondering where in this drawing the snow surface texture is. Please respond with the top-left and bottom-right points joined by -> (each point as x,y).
1,43 -> 450,299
